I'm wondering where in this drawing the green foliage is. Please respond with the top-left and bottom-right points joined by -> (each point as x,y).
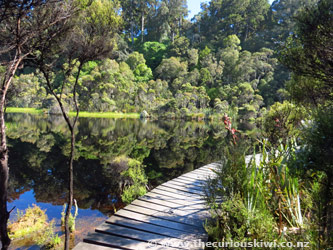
43,234 -> 61,250
206,140 -> 319,249
288,108 -> 333,244
8,205 -> 58,248
296,107 -> 333,176
168,36 -> 190,58
133,63 -> 153,82
120,156 -> 148,203
61,200 -> 78,233
140,41 -> 167,70
269,0 -> 318,46
285,75 -> 326,107
8,205 -> 48,240
8,73 -> 47,108
199,0 -> 270,46
126,52 -> 146,70
6,0 -> 299,121
206,194 -> 278,244
187,48 -> 199,70
260,101 -> 307,145
154,57 -> 187,83
279,0 -> 333,90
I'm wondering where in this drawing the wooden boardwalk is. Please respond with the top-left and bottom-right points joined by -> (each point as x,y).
73,163 -> 220,250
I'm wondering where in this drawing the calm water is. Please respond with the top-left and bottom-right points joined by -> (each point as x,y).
6,113 -> 231,249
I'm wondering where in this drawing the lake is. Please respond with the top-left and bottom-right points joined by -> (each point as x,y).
6,113 -> 233,249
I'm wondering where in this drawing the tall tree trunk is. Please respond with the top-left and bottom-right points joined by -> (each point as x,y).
178,16 -> 182,37
0,55 -> 22,250
131,21 -> 134,45
48,65 -> 81,250
141,12 -> 144,43
0,99 -> 10,250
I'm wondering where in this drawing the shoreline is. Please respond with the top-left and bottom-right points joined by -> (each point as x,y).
5,107 -> 140,119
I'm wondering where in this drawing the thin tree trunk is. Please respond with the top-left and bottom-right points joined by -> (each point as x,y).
323,173 -> 332,240
141,12 -> 144,43
40,62 -> 81,250
131,21 -> 134,45
179,16 -> 182,37
61,65 -> 81,250
64,129 -> 75,250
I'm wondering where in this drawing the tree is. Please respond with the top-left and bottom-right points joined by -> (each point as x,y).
261,101 -> 306,144
278,1 -> 333,240
198,46 -> 224,87
126,52 -> 146,70
268,0 -> 318,46
121,0 -> 154,44
31,1 -> 122,249
140,41 -> 167,70
154,57 -> 187,83
164,0 -> 188,43
296,107 -> 333,240
0,1 -> 76,249
218,35 -> 241,84
279,0 -> 333,105
168,36 -> 190,58
145,1 -> 170,41
145,0 -> 187,42
198,0 -> 270,45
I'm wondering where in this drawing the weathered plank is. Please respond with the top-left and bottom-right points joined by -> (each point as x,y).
154,185 -> 203,198
181,172 -> 214,180
165,181 -> 206,192
161,182 -> 204,195
143,191 -> 206,206
83,231 -> 177,250
174,175 -> 209,184
96,223 -> 192,250
106,215 -> 200,240
73,242 -> 122,250
113,208 -> 205,234
123,203 -> 207,227
177,175 -> 208,183
162,180 -> 205,192
173,177 -> 206,187
132,199 -> 206,216
150,188 -> 204,202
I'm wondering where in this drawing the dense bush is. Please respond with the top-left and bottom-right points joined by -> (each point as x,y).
205,139 -> 320,249
260,101 -> 308,145
288,106 -> 333,244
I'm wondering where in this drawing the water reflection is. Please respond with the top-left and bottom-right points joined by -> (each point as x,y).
6,113 -> 228,216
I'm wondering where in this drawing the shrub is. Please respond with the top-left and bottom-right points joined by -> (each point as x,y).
205,139 -> 320,249
61,199 -> 78,233
8,205 -> 59,248
206,194 -> 278,244
261,101 -> 307,145
120,157 -> 148,204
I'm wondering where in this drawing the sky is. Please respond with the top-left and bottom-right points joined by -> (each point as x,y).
187,0 -> 275,20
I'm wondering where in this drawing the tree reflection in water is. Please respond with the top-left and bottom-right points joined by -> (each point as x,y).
6,113 -> 230,216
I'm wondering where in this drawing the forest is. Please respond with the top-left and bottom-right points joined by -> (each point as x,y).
0,0 -> 332,249
3,0 -> 310,120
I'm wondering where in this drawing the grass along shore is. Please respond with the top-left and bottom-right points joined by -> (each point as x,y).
5,107 -> 140,119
